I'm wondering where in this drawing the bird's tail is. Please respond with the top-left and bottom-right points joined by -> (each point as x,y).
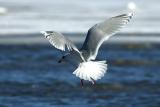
73,61 -> 107,81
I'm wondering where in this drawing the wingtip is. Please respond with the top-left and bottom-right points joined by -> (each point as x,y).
40,31 -> 46,34
128,12 -> 133,17
114,13 -> 133,19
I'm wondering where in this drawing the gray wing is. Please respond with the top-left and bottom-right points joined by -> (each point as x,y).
81,13 -> 133,60
41,31 -> 79,52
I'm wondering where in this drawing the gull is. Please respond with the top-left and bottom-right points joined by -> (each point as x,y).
41,13 -> 133,86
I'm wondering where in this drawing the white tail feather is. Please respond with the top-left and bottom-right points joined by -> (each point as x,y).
73,61 -> 107,81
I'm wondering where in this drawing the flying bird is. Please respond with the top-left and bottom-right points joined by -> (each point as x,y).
41,13 -> 133,86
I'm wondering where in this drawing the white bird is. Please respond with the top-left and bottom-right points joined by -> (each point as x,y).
41,13 -> 133,86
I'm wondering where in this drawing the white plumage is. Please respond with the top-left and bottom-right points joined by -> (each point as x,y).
41,13 -> 133,84
73,61 -> 107,81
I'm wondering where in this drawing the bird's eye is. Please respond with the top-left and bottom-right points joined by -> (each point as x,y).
62,56 -> 65,59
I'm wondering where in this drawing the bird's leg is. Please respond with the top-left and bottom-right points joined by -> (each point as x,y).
81,79 -> 84,87
90,77 -> 96,85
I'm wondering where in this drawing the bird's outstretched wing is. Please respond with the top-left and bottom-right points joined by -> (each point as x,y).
41,31 -> 79,52
81,13 -> 133,60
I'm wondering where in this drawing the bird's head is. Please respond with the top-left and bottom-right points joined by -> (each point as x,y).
58,53 -> 71,63
58,55 -> 66,63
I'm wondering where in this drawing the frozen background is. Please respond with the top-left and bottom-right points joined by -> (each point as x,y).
0,0 -> 160,34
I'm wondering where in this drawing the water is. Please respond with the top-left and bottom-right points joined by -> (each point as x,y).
0,42 -> 160,107
0,0 -> 160,34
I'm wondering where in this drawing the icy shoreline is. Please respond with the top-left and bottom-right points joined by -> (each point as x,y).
0,33 -> 160,44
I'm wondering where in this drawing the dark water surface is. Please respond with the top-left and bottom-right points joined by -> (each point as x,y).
0,43 -> 160,107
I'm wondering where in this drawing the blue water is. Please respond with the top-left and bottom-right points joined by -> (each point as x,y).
0,42 -> 160,107
0,0 -> 160,106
